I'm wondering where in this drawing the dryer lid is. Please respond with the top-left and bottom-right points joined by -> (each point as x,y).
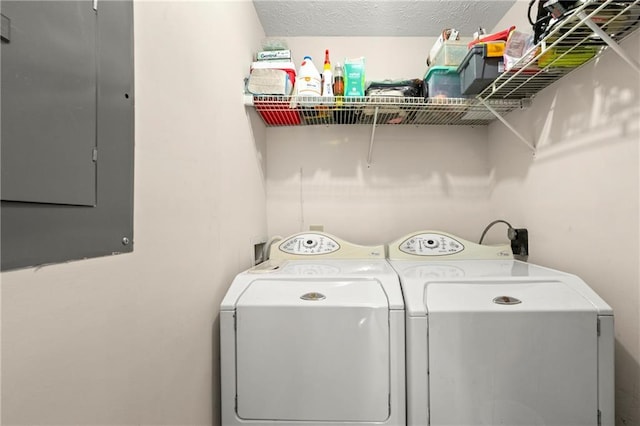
425,280 -> 596,313
237,279 -> 389,308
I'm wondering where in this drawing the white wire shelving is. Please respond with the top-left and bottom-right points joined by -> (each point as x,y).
248,96 -> 524,127
245,0 -> 640,161
479,0 -> 640,101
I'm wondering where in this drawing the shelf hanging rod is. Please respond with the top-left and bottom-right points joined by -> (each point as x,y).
367,107 -> 379,167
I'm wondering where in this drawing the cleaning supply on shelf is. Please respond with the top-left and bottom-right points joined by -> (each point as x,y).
296,55 -> 322,99
344,57 -> 366,97
247,69 -> 294,95
256,49 -> 291,61
333,62 -> 344,96
248,60 -> 296,96
321,49 -> 334,97
503,30 -> 536,72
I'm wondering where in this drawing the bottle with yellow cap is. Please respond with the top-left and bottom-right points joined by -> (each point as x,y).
321,49 -> 334,98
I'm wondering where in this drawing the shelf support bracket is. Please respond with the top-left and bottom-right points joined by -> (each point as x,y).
576,10 -> 640,74
367,107 -> 379,167
479,98 -> 536,153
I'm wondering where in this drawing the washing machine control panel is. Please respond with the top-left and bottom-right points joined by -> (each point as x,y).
399,233 -> 464,256
278,233 -> 341,255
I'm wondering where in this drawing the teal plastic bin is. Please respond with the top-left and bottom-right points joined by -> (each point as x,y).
424,66 -> 462,99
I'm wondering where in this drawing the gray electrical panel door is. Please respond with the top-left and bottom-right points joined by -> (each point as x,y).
1,1 -> 97,206
1,0 -> 134,271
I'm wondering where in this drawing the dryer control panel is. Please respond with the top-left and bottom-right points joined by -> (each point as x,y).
389,230 -> 513,260
399,233 -> 464,256
270,232 -> 385,260
279,233 -> 340,255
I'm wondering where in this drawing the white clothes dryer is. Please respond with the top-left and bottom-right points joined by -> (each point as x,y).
220,232 -> 405,426
388,230 -> 614,426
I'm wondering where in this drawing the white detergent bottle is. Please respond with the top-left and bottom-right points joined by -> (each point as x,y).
296,56 -> 322,102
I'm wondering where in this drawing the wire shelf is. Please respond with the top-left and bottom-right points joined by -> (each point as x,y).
480,0 -> 640,100
247,0 -> 640,129
251,96 -> 523,127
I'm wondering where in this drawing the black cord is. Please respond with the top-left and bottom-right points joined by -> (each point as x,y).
479,219 -> 514,244
528,0 -> 538,26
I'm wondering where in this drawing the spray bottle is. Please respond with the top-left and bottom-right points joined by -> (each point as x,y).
321,49 -> 334,97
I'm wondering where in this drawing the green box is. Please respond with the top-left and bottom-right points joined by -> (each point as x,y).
344,58 -> 365,97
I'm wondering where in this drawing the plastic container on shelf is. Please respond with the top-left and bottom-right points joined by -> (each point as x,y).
468,26 -> 515,49
457,43 -> 505,96
254,97 -> 301,126
424,66 -> 462,99
538,45 -> 598,68
430,40 -> 471,67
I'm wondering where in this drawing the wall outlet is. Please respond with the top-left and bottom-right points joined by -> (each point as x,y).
510,228 -> 529,261
253,242 -> 266,265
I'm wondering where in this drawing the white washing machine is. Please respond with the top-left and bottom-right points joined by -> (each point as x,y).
220,232 -> 405,426
387,230 -> 614,426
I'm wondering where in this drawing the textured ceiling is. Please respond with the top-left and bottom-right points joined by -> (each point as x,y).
253,0 -> 518,37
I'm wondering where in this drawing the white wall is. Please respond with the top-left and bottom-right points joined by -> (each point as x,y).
266,37 -> 497,244
266,125 -> 493,244
283,36 -> 432,82
1,1 -> 266,425
488,3 -> 640,424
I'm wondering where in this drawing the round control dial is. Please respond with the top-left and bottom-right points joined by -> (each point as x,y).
424,239 -> 439,249
279,233 -> 341,255
399,233 -> 464,256
302,239 -> 318,249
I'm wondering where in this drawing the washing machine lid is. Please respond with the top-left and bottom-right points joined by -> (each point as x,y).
236,278 -> 389,308
235,279 -> 391,422
427,280 -> 599,425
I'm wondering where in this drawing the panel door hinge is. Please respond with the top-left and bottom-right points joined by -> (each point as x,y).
597,409 -> 602,426
92,148 -> 98,163
597,318 -> 601,337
